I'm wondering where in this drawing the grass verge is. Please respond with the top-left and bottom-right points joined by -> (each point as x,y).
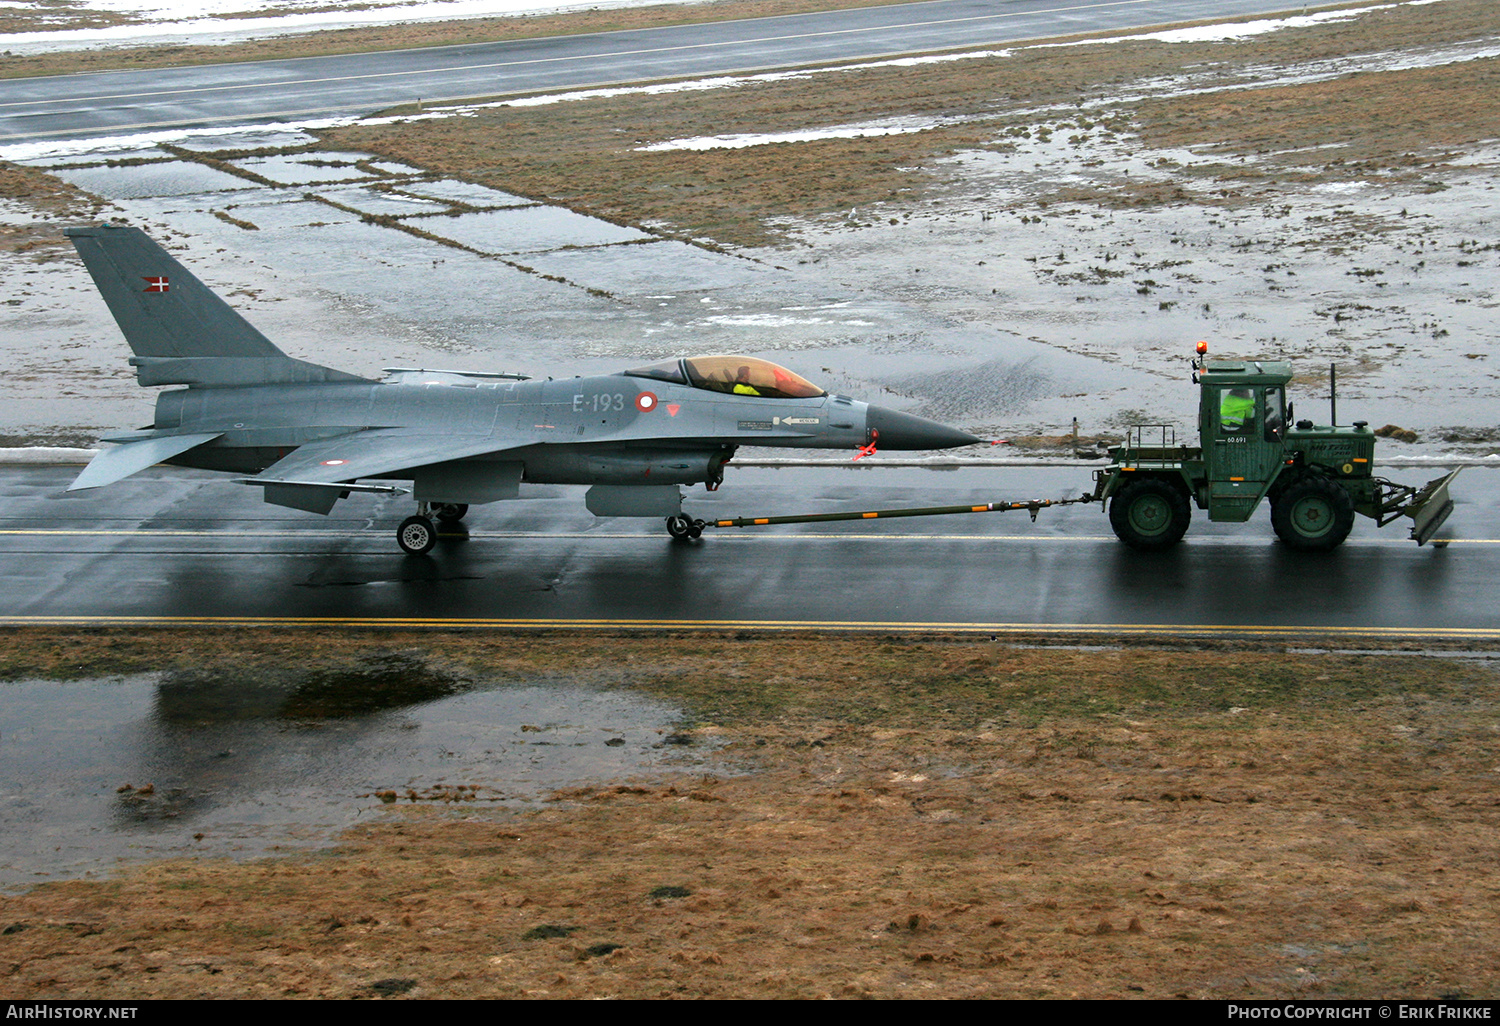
1,627 -> 1497,998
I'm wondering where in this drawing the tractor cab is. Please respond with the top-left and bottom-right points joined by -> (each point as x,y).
1196,359 -> 1294,522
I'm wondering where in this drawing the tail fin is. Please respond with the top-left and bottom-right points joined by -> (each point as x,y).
66,224 -> 368,387
67,224 -> 283,359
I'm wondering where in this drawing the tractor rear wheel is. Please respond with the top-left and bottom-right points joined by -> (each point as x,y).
1271,476 -> 1354,552
1108,478 -> 1191,550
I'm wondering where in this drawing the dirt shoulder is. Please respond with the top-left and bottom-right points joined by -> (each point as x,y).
2,629 -> 1498,999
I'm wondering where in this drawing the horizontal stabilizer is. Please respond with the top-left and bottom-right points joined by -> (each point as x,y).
66,225 -> 283,360
68,432 -> 223,491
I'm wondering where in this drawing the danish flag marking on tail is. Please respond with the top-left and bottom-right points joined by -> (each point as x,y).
142,276 -> 169,293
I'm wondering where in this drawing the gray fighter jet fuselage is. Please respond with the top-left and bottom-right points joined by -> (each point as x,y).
65,224 -> 980,552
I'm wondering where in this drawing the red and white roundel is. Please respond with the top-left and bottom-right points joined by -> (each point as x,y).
635,391 -> 659,412
321,459 -> 349,466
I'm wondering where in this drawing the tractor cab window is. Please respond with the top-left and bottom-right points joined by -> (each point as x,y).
1219,387 -> 1256,434
1263,387 -> 1286,441
682,356 -> 826,399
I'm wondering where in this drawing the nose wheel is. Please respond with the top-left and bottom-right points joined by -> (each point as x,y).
666,514 -> 704,540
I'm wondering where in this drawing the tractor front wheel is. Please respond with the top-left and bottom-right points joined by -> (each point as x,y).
1108,478 -> 1191,551
1271,476 -> 1355,552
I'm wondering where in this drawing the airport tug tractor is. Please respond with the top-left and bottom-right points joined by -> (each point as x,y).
1091,342 -> 1460,552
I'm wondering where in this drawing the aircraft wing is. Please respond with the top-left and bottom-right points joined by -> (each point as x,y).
238,429 -> 524,514
249,429 -> 514,484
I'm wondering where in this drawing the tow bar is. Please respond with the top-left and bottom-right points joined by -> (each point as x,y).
665,494 -> 1096,539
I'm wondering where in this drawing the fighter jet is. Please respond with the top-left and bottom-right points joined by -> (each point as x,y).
64,224 -> 981,553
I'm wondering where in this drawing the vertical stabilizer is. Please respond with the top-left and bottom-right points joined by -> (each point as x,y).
66,224 -> 284,359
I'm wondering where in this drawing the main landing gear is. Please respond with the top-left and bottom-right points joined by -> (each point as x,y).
665,514 -> 705,540
398,502 -> 469,554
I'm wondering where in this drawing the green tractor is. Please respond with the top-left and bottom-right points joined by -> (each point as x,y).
1092,344 -> 1459,552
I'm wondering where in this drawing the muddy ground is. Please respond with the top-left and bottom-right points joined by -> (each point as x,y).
1,629 -> 1499,999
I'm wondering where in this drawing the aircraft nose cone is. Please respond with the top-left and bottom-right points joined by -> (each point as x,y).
866,405 -> 982,450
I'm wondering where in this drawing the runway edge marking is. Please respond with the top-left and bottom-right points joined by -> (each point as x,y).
1,615 -> 1497,642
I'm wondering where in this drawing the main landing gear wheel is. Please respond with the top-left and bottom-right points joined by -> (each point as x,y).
397,515 -> 437,555
1271,476 -> 1354,552
433,503 -> 468,523
1108,478 -> 1191,550
665,514 -> 704,540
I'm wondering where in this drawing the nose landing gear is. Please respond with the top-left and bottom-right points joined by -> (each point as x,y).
665,514 -> 705,540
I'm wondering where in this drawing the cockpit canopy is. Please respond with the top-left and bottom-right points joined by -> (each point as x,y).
624,355 -> 826,399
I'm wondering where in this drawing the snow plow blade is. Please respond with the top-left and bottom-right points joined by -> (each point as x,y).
1407,468 -> 1461,546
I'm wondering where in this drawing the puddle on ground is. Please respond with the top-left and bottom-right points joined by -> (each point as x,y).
393,179 -> 533,207
55,161 -> 261,199
231,152 -> 378,186
428,205 -> 654,254
0,656 -> 704,890
522,239 -> 774,296
39,145 -> 174,167
317,184 -> 451,217
170,130 -> 320,153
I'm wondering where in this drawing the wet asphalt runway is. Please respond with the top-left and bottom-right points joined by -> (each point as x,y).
2,1 -> 1495,644
4,462 -> 1496,641
1,0 -> 1309,143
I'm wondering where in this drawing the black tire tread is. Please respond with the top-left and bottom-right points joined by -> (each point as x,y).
1108,477 -> 1191,550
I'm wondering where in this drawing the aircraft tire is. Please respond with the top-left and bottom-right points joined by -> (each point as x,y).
398,515 -> 437,555
666,515 -> 693,540
434,503 -> 469,523
1109,477 -> 1190,550
1271,475 -> 1354,552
